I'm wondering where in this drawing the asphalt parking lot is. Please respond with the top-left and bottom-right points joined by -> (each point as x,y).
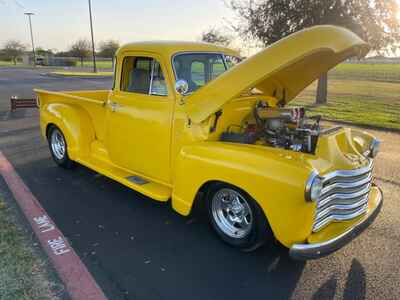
1,67 -> 399,300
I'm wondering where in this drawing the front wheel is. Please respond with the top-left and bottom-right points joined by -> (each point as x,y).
48,126 -> 74,169
206,183 -> 272,251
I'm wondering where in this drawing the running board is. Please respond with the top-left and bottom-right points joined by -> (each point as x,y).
126,176 -> 149,185
76,156 -> 171,202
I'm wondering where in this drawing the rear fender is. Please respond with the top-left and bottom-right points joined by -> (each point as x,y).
171,142 -> 315,247
41,103 -> 95,160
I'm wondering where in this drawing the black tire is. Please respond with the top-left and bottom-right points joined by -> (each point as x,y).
206,183 -> 273,251
47,126 -> 74,169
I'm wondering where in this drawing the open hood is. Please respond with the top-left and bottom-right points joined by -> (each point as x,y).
184,25 -> 369,123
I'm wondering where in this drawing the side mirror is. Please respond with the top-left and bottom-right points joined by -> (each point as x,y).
175,79 -> 189,95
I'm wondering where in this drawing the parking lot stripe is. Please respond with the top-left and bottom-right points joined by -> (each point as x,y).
0,151 -> 107,300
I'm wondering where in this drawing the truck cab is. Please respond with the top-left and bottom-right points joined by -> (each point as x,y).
105,42 -> 241,184
35,25 -> 383,260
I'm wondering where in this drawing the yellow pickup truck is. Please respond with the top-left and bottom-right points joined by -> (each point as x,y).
35,25 -> 383,260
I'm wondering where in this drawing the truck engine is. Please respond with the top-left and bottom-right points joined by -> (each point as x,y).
220,101 -> 321,154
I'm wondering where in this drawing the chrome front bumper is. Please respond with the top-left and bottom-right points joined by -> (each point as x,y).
289,187 -> 383,260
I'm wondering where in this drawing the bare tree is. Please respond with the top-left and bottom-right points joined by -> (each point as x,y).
201,28 -> 232,47
2,40 -> 26,65
98,40 -> 119,58
230,0 -> 400,104
69,39 -> 91,67
98,40 -> 120,68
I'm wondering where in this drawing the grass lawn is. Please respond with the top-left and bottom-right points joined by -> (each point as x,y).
0,198 -> 61,300
0,61 -> 13,66
330,63 -> 400,83
292,79 -> 400,130
0,61 -> 26,67
79,60 -> 113,69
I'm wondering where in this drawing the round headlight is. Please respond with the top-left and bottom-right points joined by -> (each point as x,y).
305,172 -> 323,202
369,138 -> 381,158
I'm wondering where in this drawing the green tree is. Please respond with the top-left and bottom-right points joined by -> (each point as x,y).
230,0 -> 400,104
201,28 -> 232,47
69,39 -> 91,67
2,40 -> 26,65
98,40 -> 119,58
36,48 -> 54,56
98,40 -> 120,68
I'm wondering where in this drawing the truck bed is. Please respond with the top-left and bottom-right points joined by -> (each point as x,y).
35,89 -> 110,104
35,89 -> 110,142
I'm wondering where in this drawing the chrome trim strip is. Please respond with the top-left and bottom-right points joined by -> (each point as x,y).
311,159 -> 373,232
323,160 -> 373,181
317,193 -> 369,214
324,172 -> 371,184
290,189 -> 383,260
149,59 -> 155,95
316,194 -> 369,220
320,173 -> 372,196
313,204 -> 368,232
318,183 -> 371,208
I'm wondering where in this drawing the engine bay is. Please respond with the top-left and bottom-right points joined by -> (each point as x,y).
220,101 -> 322,154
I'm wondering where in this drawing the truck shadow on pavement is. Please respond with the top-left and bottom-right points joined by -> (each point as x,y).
343,259 -> 366,300
312,258 -> 366,300
11,157 -> 362,300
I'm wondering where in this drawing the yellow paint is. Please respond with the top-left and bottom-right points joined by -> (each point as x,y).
35,26 -> 380,249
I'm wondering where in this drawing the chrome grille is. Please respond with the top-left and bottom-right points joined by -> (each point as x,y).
313,160 -> 373,232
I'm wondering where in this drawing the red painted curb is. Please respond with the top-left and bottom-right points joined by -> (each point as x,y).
0,151 -> 107,300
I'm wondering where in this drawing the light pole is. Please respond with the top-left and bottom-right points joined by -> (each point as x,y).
24,12 -> 36,66
88,0 -> 97,73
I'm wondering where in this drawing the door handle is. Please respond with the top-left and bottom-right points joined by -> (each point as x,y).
109,101 -> 122,112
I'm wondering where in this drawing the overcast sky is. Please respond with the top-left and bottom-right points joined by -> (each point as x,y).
0,0 -> 235,51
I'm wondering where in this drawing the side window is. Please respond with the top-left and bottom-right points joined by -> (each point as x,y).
150,60 -> 168,96
225,55 -> 242,69
121,56 -> 168,96
191,61 -> 205,86
136,58 -> 152,71
173,53 -> 228,93
211,57 -> 226,80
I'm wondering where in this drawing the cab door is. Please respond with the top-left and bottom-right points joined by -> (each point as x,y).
105,53 -> 174,183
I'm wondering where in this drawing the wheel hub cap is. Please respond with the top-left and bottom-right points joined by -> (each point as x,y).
51,130 -> 66,160
211,188 -> 253,238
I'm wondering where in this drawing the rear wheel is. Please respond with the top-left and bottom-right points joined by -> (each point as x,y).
206,183 -> 272,251
48,126 -> 74,169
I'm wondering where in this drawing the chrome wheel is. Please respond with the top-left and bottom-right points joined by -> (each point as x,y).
50,129 -> 66,160
211,188 -> 253,238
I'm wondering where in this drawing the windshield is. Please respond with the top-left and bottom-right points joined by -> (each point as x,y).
173,53 -> 240,93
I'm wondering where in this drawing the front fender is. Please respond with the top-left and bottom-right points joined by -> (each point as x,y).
171,141 -> 317,247
40,103 -> 95,160
350,128 -> 375,155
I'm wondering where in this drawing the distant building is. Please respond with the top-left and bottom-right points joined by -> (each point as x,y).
21,52 -> 57,66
